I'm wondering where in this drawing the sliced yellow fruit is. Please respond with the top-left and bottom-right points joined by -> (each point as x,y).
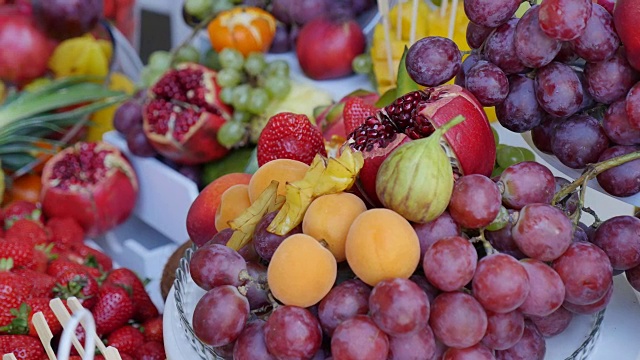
48,35 -> 113,78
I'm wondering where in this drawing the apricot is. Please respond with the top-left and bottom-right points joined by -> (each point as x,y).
186,172 -> 252,247
345,209 -> 420,286
302,193 -> 367,262
215,184 -> 252,232
248,159 -> 309,203
267,233 -> 337,307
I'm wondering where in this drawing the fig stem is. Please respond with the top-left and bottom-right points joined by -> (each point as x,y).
437,115 -> 465,135
169,12 -> 218,67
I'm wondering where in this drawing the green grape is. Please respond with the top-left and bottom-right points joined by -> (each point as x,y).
244,52 -> 267,76
148,51 -> 172,72
219,48 -> 245,70
202,48 -> 221,70
140,67 -> 163,87
232,110 -> 252,123
248,88 -> 270,114
184,0 -> 214,19
352,53 -> 373,74
491,166 -> 505,179
520,147 -> 536,162
485,206 -> 509,231
263,76 -> 291,100
217,68 -> 242,88
220,87 -> 234,104
232,84 -> 251,111
217,121 -> 246,148
175,45 -> 201,64
496,146 -> 526,169
491,126 -> 500,146
264,60 -> 290,77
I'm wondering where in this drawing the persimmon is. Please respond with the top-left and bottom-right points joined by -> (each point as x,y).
207,7 -> 276,56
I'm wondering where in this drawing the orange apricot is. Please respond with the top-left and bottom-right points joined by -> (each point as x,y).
215,184 -> 252,232
267,233 -> 337,307
302,192 -> 367,262
345,208 -> 420,286
248,159 -> 309,203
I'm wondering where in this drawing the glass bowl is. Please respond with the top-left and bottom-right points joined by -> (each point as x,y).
174,245 -> 605,360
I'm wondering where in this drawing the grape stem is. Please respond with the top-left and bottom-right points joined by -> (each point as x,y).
169,12 -> 218,66
473,229 -> 498,255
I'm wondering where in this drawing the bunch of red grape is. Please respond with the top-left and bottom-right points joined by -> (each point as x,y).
406,0 -> 640,199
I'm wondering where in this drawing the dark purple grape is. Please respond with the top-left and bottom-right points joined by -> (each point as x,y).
481,310 -> 525,350
512,204 -> 573,262
243,0 -> 268,8
189,243 -> 247,290
204,228 -> 256,261
472,253 -> 530,313
413,211 -> 461,261
496,75 -> 543,132
603,100 -> 640,145
369,278 -> 430,336
626,82 -> 640,129
454,54 -> 482,88
192,285 -> 250,347
554,177 -> 579,216
495,320 -> 546,359
429,292 -> 488,349
571,3 -> 619,62
530,114 -> 561,154
578,221 -> 597,242
573,225 -> 589,242
485,19 -> 528,74
577,71 -> 596,111
244,262 -> 270,310
562,283 -> 613,314
443,343 -> 495,359
233,320 -> 275,360
114,101 -> 143,135
409,275 -> 441,304
253,211 -> 302,261
518,259 -> 565,316
584,50 -> 639,104
269,23 -> 292,53
423,236 -> 478,292
529,306 -> 573,337
515,5 -> 562,68
592,215 -> 640,270
626,263 -> 640,292
406,37 -> 462,87
351,0 -> 376,14
463,0 -> 522,27
538,0 -> 592,41
554,42 -> 579,63
465,60 -> 509,106
318,279 -> 371,336
551,114 -> 610,169
486,210 -> 526,259
388,326 -> 436,360
265,306 -> 323,359
552,242 -> 613,305
534,62 -> 583,117
596,145 -> 640,197
499,161 -> 556,209
331,315 -> 389,360
33,0 -> 102,40
466,22 -> 494,49
126,126 -> 158,157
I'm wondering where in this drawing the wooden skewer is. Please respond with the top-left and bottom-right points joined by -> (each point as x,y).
105,347 -> 123,360
378,0 -> 395,83
66,297 -> 111,357
440,0 -> 448,19
410,0 -> 419,45
448,0 -> 459,40
2,354 -> 18,360
32,312 -> 57,360
49,298 -> 85,358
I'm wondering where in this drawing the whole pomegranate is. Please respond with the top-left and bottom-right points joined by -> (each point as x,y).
348,85 -> 496,206
143,63 -> 232,165
0,7 -> 54,85
40,142 -> 139,237
614,0 -> 640,70
32,0 -> 103,40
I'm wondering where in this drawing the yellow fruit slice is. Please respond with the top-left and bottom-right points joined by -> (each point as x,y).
48,35 -> 113,78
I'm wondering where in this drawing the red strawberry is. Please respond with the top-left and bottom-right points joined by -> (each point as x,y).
119,354 -> 134,360
105,268 -> 159,322
107,325 -> 145,356
47,256 -> 103,280
134,341 -> 166,360
12,268 -> 56,298
0,299 -> 62,337
92,284 -> 134,336
0,240 -> 45,272
73,244 -> 113,272
2,201 -> 43,228
141,317 -> 164,343
5,219 -> 49,247
0,268 -> 31,328
53,268 -> 100,310
0,335 -> 46,360
46,217 -> 85,249
343,96 -> 378,135
257,112 -> 328,167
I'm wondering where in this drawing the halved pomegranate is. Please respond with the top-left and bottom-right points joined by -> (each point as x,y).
40,142 -> 138,237
348,84 -> 496,206
143,63 -> 232,165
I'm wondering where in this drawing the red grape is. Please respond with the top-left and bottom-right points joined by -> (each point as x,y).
552,242 -> 613,305
626,82 -> 640,129
496,75 -> 543,133
331,315 -> 389,360
485,19 -> 528,74
530,114 -> 561,154
596,146 -> 640,198
369,278 -> 430,336
495,320 -> 546,359
538,0 -> 592,41
443,343 -> 495,359
204,228 -> 256,261
518,259 -> 565,316
410,274 -> 441,304
584,50 -> 639,104
264,306 -> 322,359
529,306 -> 574,337
498,161 -> 555,209
454,54 -> 482,87
192,285 -> 250,347
534,62 -> 584,117
486,210 -> 526,259
602,100 -> 640,145
318,279 -> 371,336
466,22 -> 494,49
625,263 -> 640,292
429,292 -> 488,349
244,261 -> 269,310
515,5 -> 562,68
551,114 -> 610,169
423,236 -> 478,292
114,100 -> 143,135
512,204 -> 573,262
449,174 -> 502,228
465,61 -> 510,106
126,126 -> 157,157
571,3 -> 619,62
189,243 -> 247,290
388,326 -> 436,360
463,0 -> 522,27
481,310 -> 524,351
413,211 -> 461,261
233,320 -> 276,360
592,215 -> 640,270
554,41 -> 579,63
254,211 -> 302,261
406,37 -> 462,87
563,283 -> 613,314
472,253 -> 530,313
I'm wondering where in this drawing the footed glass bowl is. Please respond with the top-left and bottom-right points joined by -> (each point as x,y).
174,245 -> 605,360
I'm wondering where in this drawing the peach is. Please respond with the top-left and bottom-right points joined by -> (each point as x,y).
248,159 -> 309,203
214,184 -> 252,232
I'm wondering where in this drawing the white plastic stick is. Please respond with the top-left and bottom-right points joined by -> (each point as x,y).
2,354 -> 18,360
31,312 -> 57,360
49,298 -> 85,358
104,347 -> 123,360
410,0 -> 419,45
57,308 -> 96,360
66,297 -> 110,357
378,0 -> 395,82
440,0 -> 448,19
397,0 -> 403,40
448,0 -> 459,40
